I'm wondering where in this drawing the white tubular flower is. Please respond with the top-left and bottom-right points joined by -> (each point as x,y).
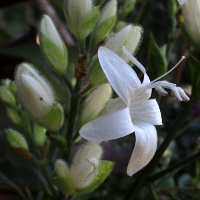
177,0 -> 187,5
182,0 -> 200,48
80,47 -> 190,176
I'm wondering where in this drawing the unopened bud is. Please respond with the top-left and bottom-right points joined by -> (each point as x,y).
40,15 -> 68,76
0,86 -> 16,107
2,79 -> 17,97
53,159 -> 75,194
182,0 -> 200,50
78,84 -> 112,126
5,128 -> 28,150
70,141 -> 103,189
15,63 -> 64,131
6,108 -> 21,126
88,25 -> 142,85
33,124 -> 47,147
64,0 -> 99,40
92,0 -> 117,46
105,25 -> 142,62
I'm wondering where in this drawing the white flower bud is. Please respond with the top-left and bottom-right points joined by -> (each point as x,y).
105,25 -> 142,62
64,0 -> 99,40
98,0 -> 117,25
55,159 -> 70,178
182,0 -> 200,49
70,141 -> 103,189
15,63 -> 64,131
40,15 -> 64,54
92,0 -> 117,45
78,83 -> 112,126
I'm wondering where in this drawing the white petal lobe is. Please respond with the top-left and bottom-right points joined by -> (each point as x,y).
130,99 -> 162,125
127,123 -> 157,176
79,108 -> 134,141
98,47 -> 141,105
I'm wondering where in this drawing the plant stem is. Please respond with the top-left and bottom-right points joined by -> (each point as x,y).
147,151 -> 200,182
38,161 -> 58,197
0,172 -> 29,200
62,75 -> 74,94
125,177 -> 145,200
78,84 -> 94,96
66,81 -> 81,159
143,97 -> 198,174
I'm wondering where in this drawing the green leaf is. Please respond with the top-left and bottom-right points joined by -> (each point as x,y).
0,28 -> 12,45
92,16 -> 116,46
39,32 -> 68,76
77,160 -> 115,193
167,0 -> 178,20
78,6 -> 100,40
148,33 -> 167,80
189,55 -> 200,96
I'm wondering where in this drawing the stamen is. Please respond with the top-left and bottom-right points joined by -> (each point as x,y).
122,46 -> 146,74
151,56 -> 185,83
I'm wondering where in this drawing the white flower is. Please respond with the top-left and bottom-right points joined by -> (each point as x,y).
80,47 -> 189,176
177,0 -> 187,5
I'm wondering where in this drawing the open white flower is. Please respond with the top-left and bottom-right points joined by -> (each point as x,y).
177,0 -> 187,5
80,47 -> 189,176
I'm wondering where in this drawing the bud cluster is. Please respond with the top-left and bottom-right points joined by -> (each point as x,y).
52,142 -> 114,194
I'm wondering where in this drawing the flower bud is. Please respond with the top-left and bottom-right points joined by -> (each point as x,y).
6,108 -> 21,126
88,25 -> 142,85
182,0 -> 200,50
53,159 -> 75,194
2,79 -> 17,97
64,0 -> 99,40
53,142 -> 114,194
0,86 -> 16,107
40,15 -> 68,76
92,0 -> 117,46
105,25 -> 142,62
15,63 -> 64,131
78,84 -> 112,126
70,141 -> 103,189
33,124 -> 47,147
5,128 -> 28,150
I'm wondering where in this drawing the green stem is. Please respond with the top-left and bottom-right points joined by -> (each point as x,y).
78,84 -> 94,96
147,151 -> 200,182
38,161 -> 58,197
125,178 -> 145,200
0,172 -> 29,200
62,75 -> 74,94
143,97 -> 198,174
66,81 -> 81,159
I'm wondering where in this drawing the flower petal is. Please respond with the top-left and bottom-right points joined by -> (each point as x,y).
129,99 -> 162,125
177,0 -> 187,5
98,47 -> 141,105
127,123 -> 157,176
79,107 -> 134,141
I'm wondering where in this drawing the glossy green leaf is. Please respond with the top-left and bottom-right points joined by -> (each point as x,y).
148,33 -> 167,80
189,55 -> 200,96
